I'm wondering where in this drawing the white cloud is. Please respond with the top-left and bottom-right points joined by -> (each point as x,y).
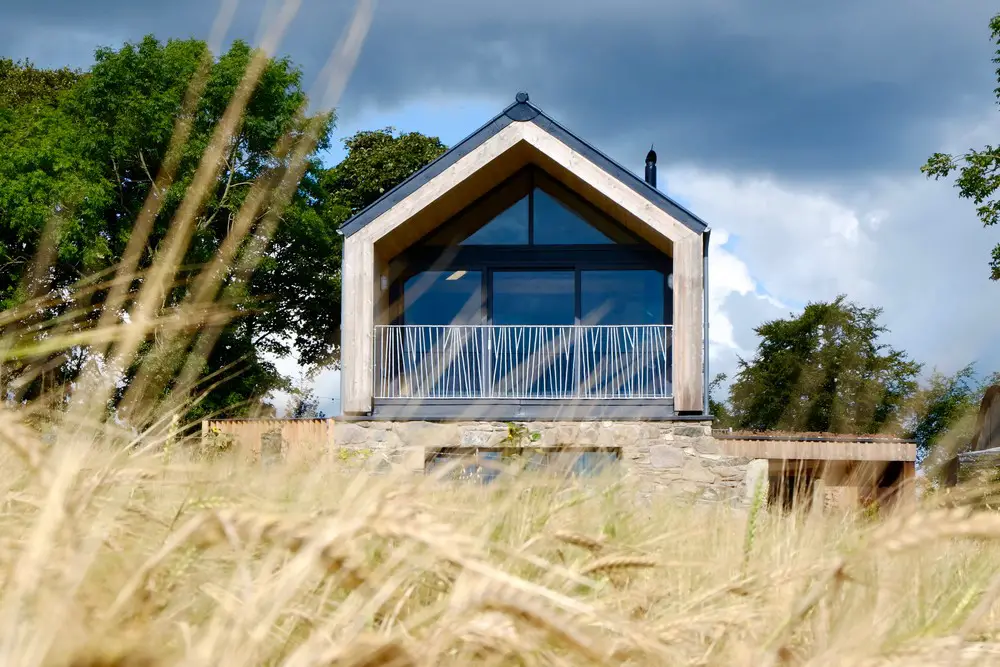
668,167 -> 878,306
705,229 -> 764,360
665,156 -> 1000,391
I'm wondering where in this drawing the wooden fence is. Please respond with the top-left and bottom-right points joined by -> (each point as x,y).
201,418 -> 335,464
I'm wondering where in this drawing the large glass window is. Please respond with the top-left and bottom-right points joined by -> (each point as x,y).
580,270 -> 665,325
460,196 -> 529,245
422,168 -> 638,247
532,188 -> 616,244
403,270 -> 482,325
490,271 -> 576,397
492,271 -> 575,325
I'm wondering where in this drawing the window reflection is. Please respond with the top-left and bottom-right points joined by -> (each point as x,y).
460,196 -> 530,245
532,189 -> 615,244
580,270 -> 665,325
403,270 -> 482,325
492,271 -> 575,325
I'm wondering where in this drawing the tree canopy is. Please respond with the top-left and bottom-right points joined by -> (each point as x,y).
922,12 -> 1000,280
0,36 -> 445,423
726,296 -> 921,435
906,364 -> 1000,462
0,58 -> 80,109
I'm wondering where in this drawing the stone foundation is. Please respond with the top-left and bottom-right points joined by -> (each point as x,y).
333,420 -> 757,505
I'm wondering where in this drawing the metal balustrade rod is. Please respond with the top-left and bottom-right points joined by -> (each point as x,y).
374,324 -> 673,400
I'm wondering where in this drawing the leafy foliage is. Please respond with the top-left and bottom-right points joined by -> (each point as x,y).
258,127 -> 447,367
906,364 -> 1000,462
0,58 -> 81,109
708,372 -> 734,428
0,37 -> 445,421
287,386 -> 325,419
727,296 -> 921,434
319,128 -> 446,217
921,13 -> 1000,280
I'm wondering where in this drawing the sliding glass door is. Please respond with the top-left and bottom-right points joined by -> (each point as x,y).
578,269 -> 670,397
490,270 -> 575,397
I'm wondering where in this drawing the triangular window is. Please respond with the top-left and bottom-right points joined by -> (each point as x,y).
425,167 -> 637,246
532,188 -> 616,244
460,195 -> 529,245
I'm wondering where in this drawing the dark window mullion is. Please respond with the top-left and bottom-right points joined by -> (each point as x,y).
528,169 -> 535,245
574,268 -> 582,325
485,268 -> 494,324
664,269 -> 673,326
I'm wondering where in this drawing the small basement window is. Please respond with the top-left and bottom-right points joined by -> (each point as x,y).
426,448 -> 620,482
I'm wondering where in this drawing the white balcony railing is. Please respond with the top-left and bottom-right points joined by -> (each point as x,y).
374,324 -> 672,400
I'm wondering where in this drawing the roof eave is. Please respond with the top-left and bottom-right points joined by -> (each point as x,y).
338,95 -> 710,239
338,102 -> 518,238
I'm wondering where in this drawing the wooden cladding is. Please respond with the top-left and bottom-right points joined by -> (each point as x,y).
340,122 -> 706,415
717,436 -> 917,462
202,418 -> 335,463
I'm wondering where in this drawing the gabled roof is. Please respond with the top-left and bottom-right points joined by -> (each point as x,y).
338,93 -> 710,238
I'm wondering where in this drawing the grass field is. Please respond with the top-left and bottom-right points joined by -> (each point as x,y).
0,437 -> 997,666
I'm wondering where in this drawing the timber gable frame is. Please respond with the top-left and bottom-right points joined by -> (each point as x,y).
338,93 -> 711,417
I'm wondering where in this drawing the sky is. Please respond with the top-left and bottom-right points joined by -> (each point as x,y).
4,0 -> 1000,416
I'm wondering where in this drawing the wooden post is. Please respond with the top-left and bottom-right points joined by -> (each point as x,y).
341,237 -> 375,414
899,460 -> 917,511
672,236 -> 704,412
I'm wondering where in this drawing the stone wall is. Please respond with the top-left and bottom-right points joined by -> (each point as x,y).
333,420 -> 760,505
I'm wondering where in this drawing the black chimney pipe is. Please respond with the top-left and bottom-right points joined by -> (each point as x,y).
644,146 -> 657,188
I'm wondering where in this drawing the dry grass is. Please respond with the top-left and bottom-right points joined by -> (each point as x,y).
0,438 -> 992,666
3,1 -> 1000,664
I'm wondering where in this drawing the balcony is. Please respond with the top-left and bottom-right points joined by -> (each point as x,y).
374,324 -> 673,400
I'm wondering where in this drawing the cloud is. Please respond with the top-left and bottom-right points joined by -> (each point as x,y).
672,159 -> 1000,392
705,229 -> 767,360
680,170 -> 881,389
4,0 -> 999,181
670,167 -> 879,306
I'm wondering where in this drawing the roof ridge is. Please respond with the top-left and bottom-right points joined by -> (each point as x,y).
338,92 -> 709,238
523,102 -> 708,229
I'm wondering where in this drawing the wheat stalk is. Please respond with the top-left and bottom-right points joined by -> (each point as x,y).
553,530 -> 606,553
579,555 -> 658,576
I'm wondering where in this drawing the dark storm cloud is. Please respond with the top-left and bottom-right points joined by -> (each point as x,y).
2,0 -> 999,178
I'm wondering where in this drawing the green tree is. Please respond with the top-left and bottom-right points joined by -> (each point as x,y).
0,58 -> 81,109
0,36 -> 323,419
320,128 -> 447,215
907,364 -> 1000,462
922,13 -> 1000,280
708,372 -> 734,428
286,377 -> 326,419
0,38 -> 446,423
727,296 -> 922,434
257,128 -> 447,367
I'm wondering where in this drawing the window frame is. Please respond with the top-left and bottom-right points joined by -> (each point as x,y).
390,167 -> 674,327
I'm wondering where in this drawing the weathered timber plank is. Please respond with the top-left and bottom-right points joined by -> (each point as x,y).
341,239 -> 374,413
672,235 -> 704,412
718,437 -> 916,462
